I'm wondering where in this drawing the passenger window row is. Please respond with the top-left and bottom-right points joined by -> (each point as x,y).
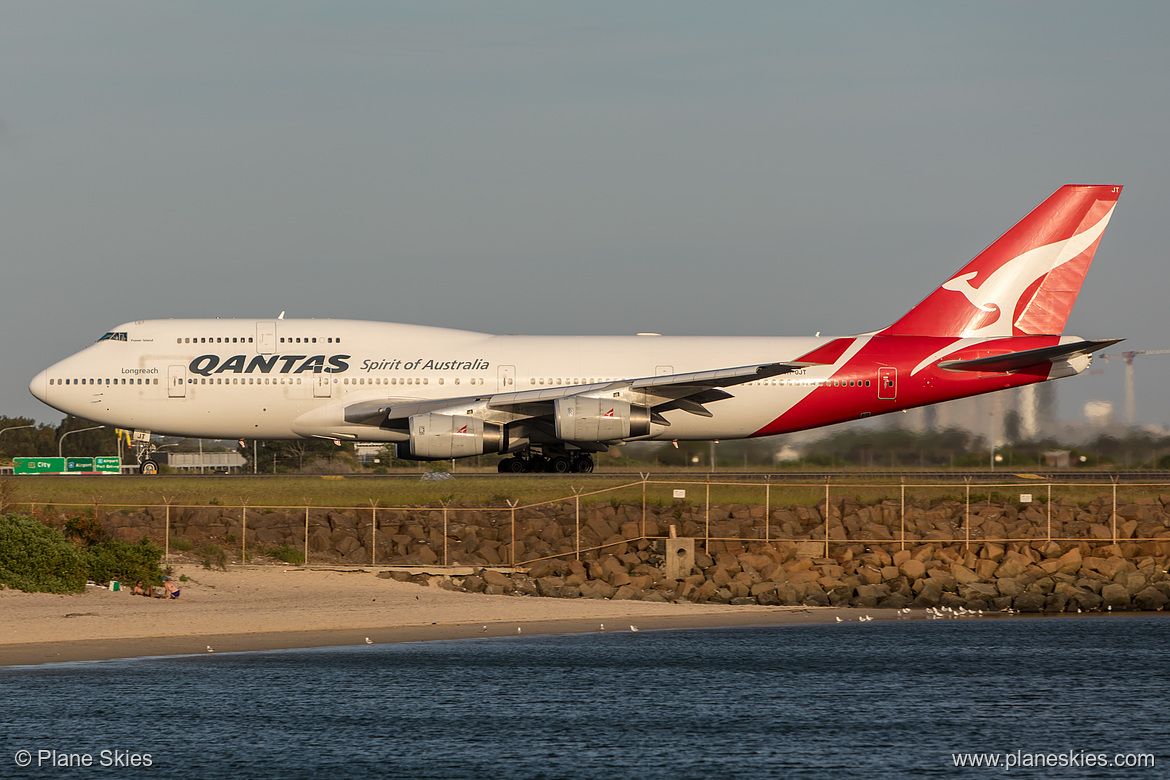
173,336 -> 343,345
49,378 -> 158,386
178,337 -> 254,344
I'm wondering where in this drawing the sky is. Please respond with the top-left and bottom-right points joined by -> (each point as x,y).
3,2 -> 1169,431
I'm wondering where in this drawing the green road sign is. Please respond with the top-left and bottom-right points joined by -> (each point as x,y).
95,457 -> 120,473
13,457 -> 65,474
66,457 -> 94,472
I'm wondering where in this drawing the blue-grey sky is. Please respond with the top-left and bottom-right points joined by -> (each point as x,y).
3,2 -> 1168,429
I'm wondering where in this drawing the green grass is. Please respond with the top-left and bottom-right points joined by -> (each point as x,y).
1,474 -> 1159,515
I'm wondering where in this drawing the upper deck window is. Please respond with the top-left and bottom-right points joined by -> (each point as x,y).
99,332 -> 128,342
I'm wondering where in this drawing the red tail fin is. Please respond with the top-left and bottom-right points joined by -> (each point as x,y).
882,185 -> 1121,338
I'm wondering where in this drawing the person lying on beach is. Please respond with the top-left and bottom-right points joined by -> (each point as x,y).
132,581 -> 148,596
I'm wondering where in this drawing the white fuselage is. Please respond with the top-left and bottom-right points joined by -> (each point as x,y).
30,319 -> 833,442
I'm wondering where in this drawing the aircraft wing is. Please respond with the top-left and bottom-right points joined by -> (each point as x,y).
937,338 -> 1122,373
344,360 -> 811,433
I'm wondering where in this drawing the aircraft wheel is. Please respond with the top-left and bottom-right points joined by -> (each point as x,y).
573,456 -> 594,473
504,457 -> 527,473
497,460 -> 511,473
140,459 -> 160,476
528,455 -> 548,473
549,455 -> 572,474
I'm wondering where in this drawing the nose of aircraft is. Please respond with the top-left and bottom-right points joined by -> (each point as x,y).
29,369 -> 48,404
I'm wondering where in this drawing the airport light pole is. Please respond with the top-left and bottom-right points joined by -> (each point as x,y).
58,425 -> 105,458
0,424 -> 35,441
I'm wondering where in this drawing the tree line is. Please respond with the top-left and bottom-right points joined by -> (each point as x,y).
0,416 -> 119,461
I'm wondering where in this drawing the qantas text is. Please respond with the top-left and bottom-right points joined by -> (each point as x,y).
188,354 -> 351,376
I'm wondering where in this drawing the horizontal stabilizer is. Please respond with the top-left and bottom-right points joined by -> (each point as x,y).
938,338 -> 1122,373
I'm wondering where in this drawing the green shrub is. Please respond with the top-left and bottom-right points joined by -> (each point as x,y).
85,538 -> 165,588
268,544 -> 305,565
171,538 -> 193,552
199,541 -> 228,570
0,514 -> 88,593
64,514 -> 108,546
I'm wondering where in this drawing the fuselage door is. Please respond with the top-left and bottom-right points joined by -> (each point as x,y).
257,322 -> 276,355
167,365 -> 187,398
498,365 -> 516,391
878,367 -> 897,400
656,365 -> 674,376
313,374 -> 332,399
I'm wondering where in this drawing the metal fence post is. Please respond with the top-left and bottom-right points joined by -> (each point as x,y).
1112,477 -> 1118,544
573,487 -> 582,561
764,476 -> 771,544
824,477 -> 831,558
900,477 -> 905,551
1046,483 -> 1052,543
705,478 -> 711,557
507,499 -> 518,567
641,472 -> 648,538
369,500 -> 378,566
964,478 -> 970,552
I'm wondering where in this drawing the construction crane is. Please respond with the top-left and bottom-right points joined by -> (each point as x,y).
1100,349 -> 1170,426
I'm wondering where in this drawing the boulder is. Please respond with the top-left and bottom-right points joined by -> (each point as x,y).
1100,583 -> 1131,610
612,584 -> 644,601
899,559 -> 926,580
1133,586 -> 1168,612
911,581 -> 943,607
959,583 -> 998,602
1044,593 -> 1069,613
481,569 -> 513,588
996,578 -> 1026,599
1116,571 -> 1148,597
1012,592 -> 1047,613
579,580 -> 616,600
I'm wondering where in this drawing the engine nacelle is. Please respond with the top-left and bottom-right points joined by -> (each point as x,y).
397,414 -> 507,460
554,397 -> 650,441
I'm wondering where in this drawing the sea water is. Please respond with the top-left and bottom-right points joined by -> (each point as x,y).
1,616 -> 1166,779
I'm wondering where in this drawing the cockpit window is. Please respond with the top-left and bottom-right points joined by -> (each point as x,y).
99,332 -> 128,342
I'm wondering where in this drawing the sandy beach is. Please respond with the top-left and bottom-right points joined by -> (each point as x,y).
0,566 -> 890,667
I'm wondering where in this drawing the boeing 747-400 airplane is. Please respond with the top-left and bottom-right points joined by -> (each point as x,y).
30,185 -> 1123,473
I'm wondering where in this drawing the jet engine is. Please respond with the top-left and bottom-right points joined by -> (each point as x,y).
554,397 -> 650,441
396,413 -> 507,460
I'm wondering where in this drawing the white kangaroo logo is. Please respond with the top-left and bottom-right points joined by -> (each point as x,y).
940,206 -> 1114,337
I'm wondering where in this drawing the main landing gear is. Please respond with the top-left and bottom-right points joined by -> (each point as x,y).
497,450 -> 594,474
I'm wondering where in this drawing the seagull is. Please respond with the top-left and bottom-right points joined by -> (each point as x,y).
835,616 -> 843,623
206,645 -> 214,653
517,626 -> 522,634
630,625 -> 639,632
599,623 -> 604,631
481,625 -> 488,632
365,637 -> 372,645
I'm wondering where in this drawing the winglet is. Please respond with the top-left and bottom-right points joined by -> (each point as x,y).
882,185 -> 1122,338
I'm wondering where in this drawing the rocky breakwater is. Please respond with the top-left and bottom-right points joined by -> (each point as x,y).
395,538 -> 1170,614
